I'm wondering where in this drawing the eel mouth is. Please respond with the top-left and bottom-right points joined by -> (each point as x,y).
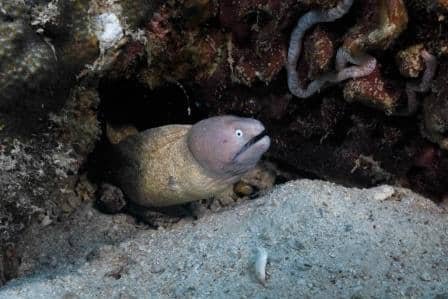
233,130 -> 268,161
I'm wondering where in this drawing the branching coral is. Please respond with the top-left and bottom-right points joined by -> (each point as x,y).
286,0 -> 377,98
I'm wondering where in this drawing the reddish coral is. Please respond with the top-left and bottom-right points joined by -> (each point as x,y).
141,3 -> 225,88
218,1 -> 294,86
229,26 -> 286,86
108,41 -> 145,79
343,66 -> 401,114
97,0 -> 447,200
218,1 -> 293,43
343,0 -> 408,54
304,26 -> 335,79
396,44 -> 425,78
437,0 -> 448,11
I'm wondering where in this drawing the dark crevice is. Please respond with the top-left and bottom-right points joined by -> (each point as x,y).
87,75 -> 307,226
98,78 -> 207,130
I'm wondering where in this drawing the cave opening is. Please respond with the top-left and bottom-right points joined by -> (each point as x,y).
88,68 -> 448,214
85,75 -> 307,226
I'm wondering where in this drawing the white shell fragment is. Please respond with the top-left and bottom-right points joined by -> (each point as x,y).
373,185 -> 395,201
254,247 -> 268,286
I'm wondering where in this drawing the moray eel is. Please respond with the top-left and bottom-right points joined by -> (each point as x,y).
107,115 -> 270,207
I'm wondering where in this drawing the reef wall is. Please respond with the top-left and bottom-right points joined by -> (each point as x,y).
101,0 -> 448,198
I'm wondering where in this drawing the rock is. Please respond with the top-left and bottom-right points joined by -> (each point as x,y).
372,185 -> 395,201
0,0 -> 58,114
420,272 -> 432,281
1,180 -> 447,298
0,84 -> 100,255
96,183 -> 126,214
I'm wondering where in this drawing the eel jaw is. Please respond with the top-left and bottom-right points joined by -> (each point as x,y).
232,130 -> 268,161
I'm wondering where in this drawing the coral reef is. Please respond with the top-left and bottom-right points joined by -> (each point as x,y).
1,0 -> 448,285
138,0 -> 294,89
138,2 -> 222,88
0,0 -> 162,123
339,0 -> 409,114
286,0 -> 368,98
0,0 -> 152,253
196,0 -> 448,199
0,0 -> 161,238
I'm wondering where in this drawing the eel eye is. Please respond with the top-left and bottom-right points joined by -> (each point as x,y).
235,129 -> 244,137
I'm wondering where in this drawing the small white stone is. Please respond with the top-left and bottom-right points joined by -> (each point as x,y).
373,185 -> 395,201
254,247 -> 268,286
420,272 -> 431,281
95,13 -> 123,52
41,214 -> 52,226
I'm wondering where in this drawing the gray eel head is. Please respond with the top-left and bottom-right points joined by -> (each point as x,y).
187,115 -> 270,178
